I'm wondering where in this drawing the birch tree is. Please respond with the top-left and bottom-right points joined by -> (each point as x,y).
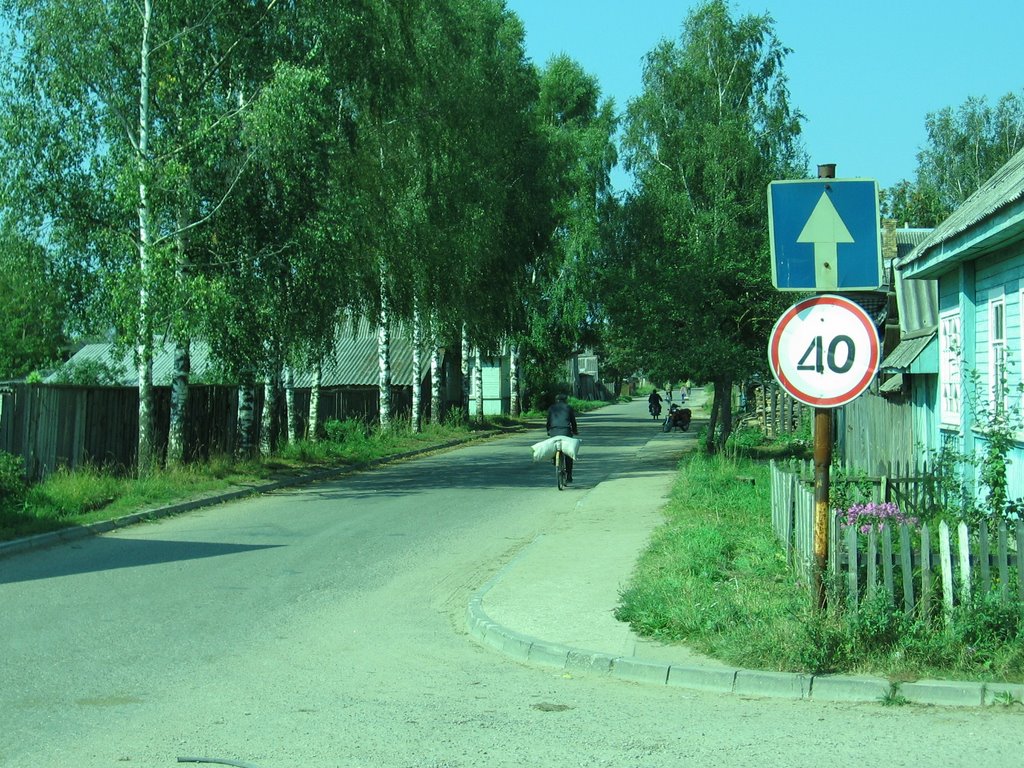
614,0 -> 804,451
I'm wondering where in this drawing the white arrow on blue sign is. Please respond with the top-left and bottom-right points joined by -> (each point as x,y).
767,178 -> 882,291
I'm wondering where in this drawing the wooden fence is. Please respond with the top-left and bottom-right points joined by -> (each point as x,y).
744,380 -> 808,439
770,460 -> 1024,618
0,382 -> 416,481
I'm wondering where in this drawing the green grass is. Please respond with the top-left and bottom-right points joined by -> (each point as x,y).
0,415 -> 523,542
615,452 -> 1024,683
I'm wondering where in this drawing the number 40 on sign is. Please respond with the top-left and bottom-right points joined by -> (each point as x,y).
768,294 -> 880,408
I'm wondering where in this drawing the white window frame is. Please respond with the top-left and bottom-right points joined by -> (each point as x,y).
939,308 -> 961,426
990,293 -> 1007,415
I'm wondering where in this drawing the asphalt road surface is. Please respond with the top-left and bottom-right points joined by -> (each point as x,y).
2,400 -> 1022,767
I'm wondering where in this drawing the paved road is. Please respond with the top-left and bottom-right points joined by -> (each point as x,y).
2,400 -> 1022,767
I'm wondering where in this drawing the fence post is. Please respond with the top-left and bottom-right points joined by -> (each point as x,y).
958,521 -> 972,605
979,519 -> 991,595
939,520 -> 954,618
920,522 -> 932,620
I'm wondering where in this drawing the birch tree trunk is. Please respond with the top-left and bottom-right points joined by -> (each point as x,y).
167,339 -> 190,465
430,342 -> 442,425
285,364 -> 297,444
135,0 -> 156,472
429,309 -> 441,424
260,375 -> 274,457
509,341 -> 520,417
473,348 -> 484,420
308,361 -> 322,441
411,299 -> 422,432
460,323 -> 470,422
237,380 -> 256,458
378,265 -> 392,430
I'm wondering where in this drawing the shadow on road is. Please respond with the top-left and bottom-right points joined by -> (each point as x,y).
0,539 -> 283,584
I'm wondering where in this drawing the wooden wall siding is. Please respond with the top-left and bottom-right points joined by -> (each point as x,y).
770,460 -> 1024,618
839,390 -> 919,475
749,381 -> 807,439
0,383 -> 417,480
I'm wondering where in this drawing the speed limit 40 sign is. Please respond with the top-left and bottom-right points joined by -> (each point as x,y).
768,294 -> 879,408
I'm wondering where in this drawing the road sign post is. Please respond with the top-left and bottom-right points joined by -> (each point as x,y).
768,164 -> 884,609
768,291 -> 880,610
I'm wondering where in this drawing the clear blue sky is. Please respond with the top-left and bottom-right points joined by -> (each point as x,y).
504,0 -> 1024,192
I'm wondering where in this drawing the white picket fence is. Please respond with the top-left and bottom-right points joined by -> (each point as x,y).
770,460 -> 1024,617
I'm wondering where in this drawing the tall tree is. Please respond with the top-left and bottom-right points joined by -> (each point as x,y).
518,55 -> 615,406
884,90 -> 1024,227
0,0 -> 289,467
0,220 -> 68,378
613,0 -> 804,451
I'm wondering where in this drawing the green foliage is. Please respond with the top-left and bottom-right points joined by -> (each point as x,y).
0,451 -> 26,515
617,452 -> 1024,682
25,465 -> 122,519
603,0 -> 805,450
0,222 -> 69,379
884,90 -> 1024,227
50,358 -> 127,386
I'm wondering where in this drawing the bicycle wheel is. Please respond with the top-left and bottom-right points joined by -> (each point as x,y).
555,449 -> 566,490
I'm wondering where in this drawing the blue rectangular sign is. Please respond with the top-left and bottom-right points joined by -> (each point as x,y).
768,178 -> 882,291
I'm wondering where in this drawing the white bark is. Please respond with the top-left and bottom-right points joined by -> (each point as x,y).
167,339 -> 190,465
237,381 -> 256,458
285,364 -> 297,444
430,310 -> 442,425
411,300 -> 422,433
260,376 -> 274,457
460,323 -> 470,421
509,341 -> 520,417
308,361 -> 322,441
378,265 -> 392,430
473,348 -> 484,420
135,0 -> 155,471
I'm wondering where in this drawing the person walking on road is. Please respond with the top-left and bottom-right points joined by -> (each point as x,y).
546,394 -> 579,483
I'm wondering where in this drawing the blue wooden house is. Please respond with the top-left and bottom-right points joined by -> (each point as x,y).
897,146 -> 1024,500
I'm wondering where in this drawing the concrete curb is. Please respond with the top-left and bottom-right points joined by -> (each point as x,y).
0,428 -> 519,561
465,541 -> 1007,710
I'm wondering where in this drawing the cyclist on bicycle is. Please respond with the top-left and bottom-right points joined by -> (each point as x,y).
546,393 -> 579,483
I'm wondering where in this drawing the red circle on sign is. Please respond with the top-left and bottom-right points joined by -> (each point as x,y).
768,295 -> 879,407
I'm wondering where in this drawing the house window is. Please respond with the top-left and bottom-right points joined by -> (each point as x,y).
939,309 -> 961,425
990,295 -> 1007,414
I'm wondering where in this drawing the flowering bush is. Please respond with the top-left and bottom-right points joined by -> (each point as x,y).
838,501 -> 918,534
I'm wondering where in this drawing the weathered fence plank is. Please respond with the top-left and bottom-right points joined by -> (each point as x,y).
899,524 -> 914,615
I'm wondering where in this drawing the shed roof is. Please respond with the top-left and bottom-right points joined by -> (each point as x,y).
48,326 -> 418,388
897,146 -> 1024,279
880,331 -> 936,374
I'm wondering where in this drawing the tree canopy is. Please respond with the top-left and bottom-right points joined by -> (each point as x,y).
884,90 -> 1024,227
604,0 -> 805,450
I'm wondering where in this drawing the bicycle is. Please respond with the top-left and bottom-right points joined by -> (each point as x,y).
554,444 -> 567,490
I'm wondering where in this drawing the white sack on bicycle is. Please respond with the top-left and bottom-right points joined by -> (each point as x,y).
531,435 -> 581,461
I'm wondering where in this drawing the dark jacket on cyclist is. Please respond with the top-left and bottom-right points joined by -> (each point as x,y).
546,394 -> 578,437
546,394 -> 578,482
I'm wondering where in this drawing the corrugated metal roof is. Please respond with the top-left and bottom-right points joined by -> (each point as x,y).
49,326 -> 418,387
898,146 -> 1024,275
879,374 -> 904,394
880,332 -> 935,373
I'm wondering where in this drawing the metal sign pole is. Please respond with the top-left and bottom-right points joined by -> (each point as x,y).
812,162 -> 835,612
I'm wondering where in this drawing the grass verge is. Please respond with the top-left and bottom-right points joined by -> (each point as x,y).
615,451 -> 1024,683
0,415 -> 524,543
